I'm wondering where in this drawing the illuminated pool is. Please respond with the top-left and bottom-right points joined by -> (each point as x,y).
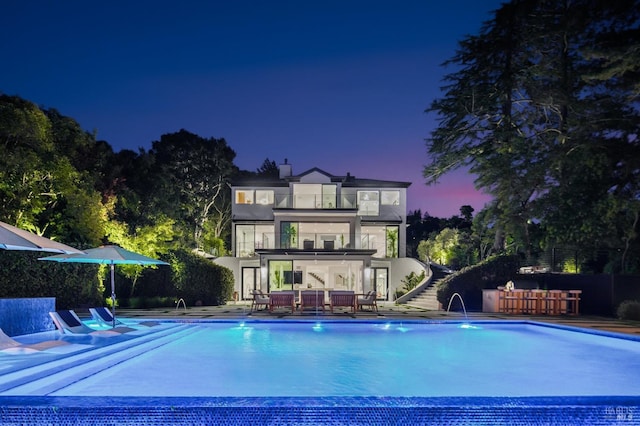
1,320 -> 639,425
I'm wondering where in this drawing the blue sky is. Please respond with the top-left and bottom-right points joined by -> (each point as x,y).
2,0 -> 502,217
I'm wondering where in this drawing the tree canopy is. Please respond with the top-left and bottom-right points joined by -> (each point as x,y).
424,0 -> 640,272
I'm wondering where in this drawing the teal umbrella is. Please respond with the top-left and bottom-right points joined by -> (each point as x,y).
40,245 -> 169,327
0,220 -> 82,254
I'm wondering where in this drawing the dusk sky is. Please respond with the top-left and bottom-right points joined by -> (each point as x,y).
2,1 -> 502,218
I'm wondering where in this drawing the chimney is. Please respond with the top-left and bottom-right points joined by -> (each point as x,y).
279,158 -> 292,179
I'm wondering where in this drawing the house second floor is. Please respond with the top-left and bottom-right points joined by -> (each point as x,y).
230,162 -> 411,259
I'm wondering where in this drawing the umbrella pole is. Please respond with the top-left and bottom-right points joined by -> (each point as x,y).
110,263 -> 116,328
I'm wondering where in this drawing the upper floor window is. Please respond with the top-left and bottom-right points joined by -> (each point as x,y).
235,190 -> 254,204
381,190 -> 400,206
235,189 -> 274,205
357,191 -> 379,216
322,184 -> 336,209
293,184 -> 336,209
255,190 -> 274,205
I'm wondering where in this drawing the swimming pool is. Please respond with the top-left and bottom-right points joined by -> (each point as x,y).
1,320 -> 639,425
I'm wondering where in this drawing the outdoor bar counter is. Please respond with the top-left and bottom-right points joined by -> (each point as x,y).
482,288 -> 581,315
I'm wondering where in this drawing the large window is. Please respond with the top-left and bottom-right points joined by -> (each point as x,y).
235,190 -> 254,204
361,225 -> 385,257
280,222 -> 298,249
236,224 -> 254,257
236,190 -> 274,205
255,190 -> 274,205
357,191 -> 379,216
293,184 -> 319,208
269,260 -> 293,291
385,226 -> 399,258
361,225 -> 398,257
381,190 -> 400,206
373,268 -> 388,300
236,224 -> 275,256
322,184 -> 336,209
293,184 -> 336,209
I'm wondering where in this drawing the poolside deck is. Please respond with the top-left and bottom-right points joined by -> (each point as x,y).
113,301 -> 640,338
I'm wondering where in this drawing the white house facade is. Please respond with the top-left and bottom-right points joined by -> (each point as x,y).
214,161 -> 426,302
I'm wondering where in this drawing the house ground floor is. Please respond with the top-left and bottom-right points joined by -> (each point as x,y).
214,253 -> 428,303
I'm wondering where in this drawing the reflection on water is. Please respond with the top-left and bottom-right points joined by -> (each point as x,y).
17,322 -> 640,398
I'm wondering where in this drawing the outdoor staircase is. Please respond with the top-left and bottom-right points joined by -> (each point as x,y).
404,285 -> 441,310
403,266 -> 452,311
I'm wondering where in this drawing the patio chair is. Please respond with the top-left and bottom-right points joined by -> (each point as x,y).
0,327 -> 70,354
357,291 -> 378,312
330,290 -> 356,313
89,307 -> 159,328
50,310 -> 136,336
250,289 -> 270,312
299,290 -> 325,312
268,291 -> 296,314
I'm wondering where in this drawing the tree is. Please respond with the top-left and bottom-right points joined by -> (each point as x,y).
150,129 -> 237,249
419,227 -> 460,267
105,214 -> 175,297
424,0 -> 640,271
0,95 -> 107,246
256,158 -> 279,177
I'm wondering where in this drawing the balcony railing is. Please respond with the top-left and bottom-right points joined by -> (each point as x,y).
236,232 -> 387,256
274,194 -> 358,209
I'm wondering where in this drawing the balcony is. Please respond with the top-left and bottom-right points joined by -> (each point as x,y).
236,232 -> 387,256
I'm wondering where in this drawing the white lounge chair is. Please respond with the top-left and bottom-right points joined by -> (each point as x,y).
50,310 -> 135,336
89,307 -> 159,328
0,327 -> 70,354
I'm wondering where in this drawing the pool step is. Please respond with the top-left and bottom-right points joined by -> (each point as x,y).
0,324 -> 198,395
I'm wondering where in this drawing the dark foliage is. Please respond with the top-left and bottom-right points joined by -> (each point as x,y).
436,255 -> 521,311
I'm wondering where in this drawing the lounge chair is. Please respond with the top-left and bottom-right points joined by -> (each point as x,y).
0,327 -> 70,354
299,290 -> 325,312
89,307 -> 159,328
357,291 -> 378,312
330,290 -> 356,313
250,290 -> 270,312
269,291 -> 296,313
50,310 -> 135,336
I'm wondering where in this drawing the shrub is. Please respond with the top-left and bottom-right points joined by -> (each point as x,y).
130,249 -> 234,306
121,296 -> 174,309
617,300 -> 640,321
401,270 -> 426,292
0,251 -> 102,309
436,254 -> 520,311
170,250 -> 234,306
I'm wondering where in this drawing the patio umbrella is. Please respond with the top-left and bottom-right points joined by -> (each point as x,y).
0,220 -> 83,254
39,245 -> 169,327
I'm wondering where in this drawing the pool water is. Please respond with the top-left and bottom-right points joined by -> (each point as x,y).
15,321 -> 640,398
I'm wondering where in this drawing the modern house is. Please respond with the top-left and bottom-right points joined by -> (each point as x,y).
214,160 -> 428,302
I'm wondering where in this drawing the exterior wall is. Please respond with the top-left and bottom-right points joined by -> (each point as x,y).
382,258 -> 429,301
227,167 -> 412,300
